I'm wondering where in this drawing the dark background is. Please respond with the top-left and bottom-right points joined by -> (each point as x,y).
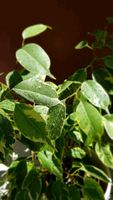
0,0 -> 113,82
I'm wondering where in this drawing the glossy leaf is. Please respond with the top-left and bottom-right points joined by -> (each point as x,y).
95,143 -> 113,169
47,103 -> 66,140
13,78 -> 60,107
103,114 -> 113,139
103,55 -> 113,69
22,24 -> 51,40
81,80 -> 110,112
80,164 -> 111,183
83,177 -> 104,200
14,103 -> 49,143
16,43 -> 54,79
38,150 -> 63,179
76,100 -> 103,144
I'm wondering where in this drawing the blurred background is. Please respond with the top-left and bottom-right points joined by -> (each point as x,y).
0,0 -> 113,83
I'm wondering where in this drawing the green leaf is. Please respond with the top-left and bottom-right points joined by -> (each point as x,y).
22,168 -> 42,199
22,24 -> 51,40
58,80 -> 80,100
103,114 -> 113,139
103,55 -> 113,69
0,113 -> 14,148
15,189 -> 33,200
75,40 -> 90,49
34,105 -> 49,120
13,78 -> 60,107
93,68 -> 113,92
47,103 -> 66,140
83,177 -> 105,200
50,181 -> 69,200
6,70 -> 22,89
106,17 -> 113,24
81,80 -> 110,113
0,99 -> 15,111
76,100 -> 103,144
68,68 -> 87,82
16,43 -> 54,79
14,103 -> 49,143
8,160 -> 27,188
95,142 -> 113,169
38,150 -> 63,179
92,29 -> 108,48
71,147 -> 86,159
80,164 -> 111,183
108,41 -> 113,50
68,185 -> 81,200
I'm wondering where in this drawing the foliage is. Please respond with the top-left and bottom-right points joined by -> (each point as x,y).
0,20 -> 113,199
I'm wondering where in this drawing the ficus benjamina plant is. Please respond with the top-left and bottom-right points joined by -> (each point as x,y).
0,18 -> 113,200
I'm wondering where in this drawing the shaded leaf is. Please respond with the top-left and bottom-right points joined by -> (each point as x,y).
80,164 -> 111,183
6,70 -> 22,89
0,113 -> 14,148
68,68 -> 87,82
103,55 -> 113,69
83,177 -> 105,200
50,181 -> 68,200
22,168 -> 42,199
15,189 -> 33,200
68,185 -> 81,200
58,80 -> 80,100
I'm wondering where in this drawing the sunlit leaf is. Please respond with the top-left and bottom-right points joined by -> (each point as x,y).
22,24 -> 51,40
81,80 -> 110,113
38,150 -> 63,179
76,100 -> 103,144
47,103 -> 66,140
103,114 -> 113,139
95,142 -> 113,169
16,43 -> 54,79
13,78 -> 60,107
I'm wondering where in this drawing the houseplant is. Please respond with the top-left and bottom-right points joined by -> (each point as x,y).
0,18 -> 113,199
